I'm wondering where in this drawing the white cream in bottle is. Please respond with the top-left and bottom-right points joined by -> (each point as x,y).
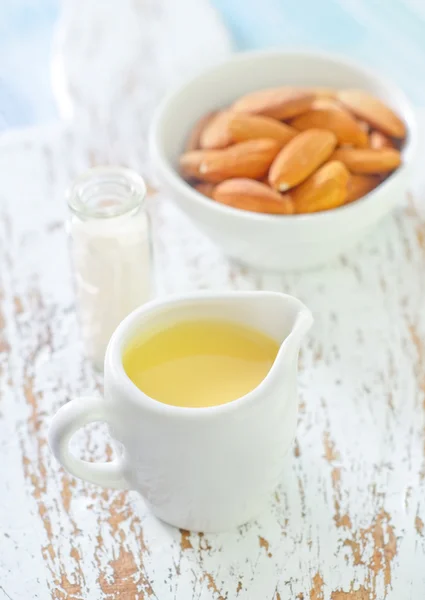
67,166 -> 152,370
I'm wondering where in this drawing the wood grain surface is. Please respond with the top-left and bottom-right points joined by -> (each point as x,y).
1,1 -> 425,598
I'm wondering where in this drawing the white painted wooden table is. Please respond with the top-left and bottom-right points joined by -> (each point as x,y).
1,2 -> 425,599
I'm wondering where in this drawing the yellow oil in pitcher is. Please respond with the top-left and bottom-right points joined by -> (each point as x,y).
123,319 -> 279,408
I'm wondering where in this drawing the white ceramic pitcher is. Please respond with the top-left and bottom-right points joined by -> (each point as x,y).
48,291 -> 313,532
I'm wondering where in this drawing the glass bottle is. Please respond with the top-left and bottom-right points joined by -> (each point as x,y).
67,166 -> 152,371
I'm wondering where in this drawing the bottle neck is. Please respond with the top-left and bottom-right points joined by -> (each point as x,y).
67,166 -> 147,221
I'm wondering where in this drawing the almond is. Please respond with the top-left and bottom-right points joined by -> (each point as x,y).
311,98 -> 347,112
199,111 -> 234,149
185,111 -> 217,151
308,86 -> 337,99
194,182 -> 216,199
291,108 -> 368,147
268,129 -> 337,191
369,130 -> 394,150
337,90 -> 406,139
357,120 -> 370,135
232,87 -> 314,120
229,114 -> 297,145
213,178 -> 294,214
179,139 -> 281,183
292,161 -> 349,213
180,151 -> 204,180
331,147 -> 401,174
346,174 -> 381,203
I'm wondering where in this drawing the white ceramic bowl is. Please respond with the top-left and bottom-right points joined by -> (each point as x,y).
150,51 -> 417,271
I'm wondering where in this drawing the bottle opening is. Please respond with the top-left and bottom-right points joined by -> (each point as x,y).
67,166 -> 147,219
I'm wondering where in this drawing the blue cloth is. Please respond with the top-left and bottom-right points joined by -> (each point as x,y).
211,0 -> 425,103
0,0 -> 58,129
1,0 -> 424,130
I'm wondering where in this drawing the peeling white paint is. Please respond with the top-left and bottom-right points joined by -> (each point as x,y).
0,1 -> 425,598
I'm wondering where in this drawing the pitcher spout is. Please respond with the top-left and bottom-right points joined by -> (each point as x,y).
204,290 -> 313,366
238,291 -> 313,373
280,306 -> 313,367
238,290 -> 312,345
234,291 -> 313,398
285,300 -> 314,352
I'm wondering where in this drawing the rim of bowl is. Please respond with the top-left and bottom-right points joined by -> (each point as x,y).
151,49 -> 418,225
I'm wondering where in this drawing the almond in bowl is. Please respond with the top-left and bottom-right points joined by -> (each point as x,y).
151,51 -> 416,270
178,86 -> 406,215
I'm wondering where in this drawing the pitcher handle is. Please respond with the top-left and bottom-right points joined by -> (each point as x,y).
48,397 -> 128,489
